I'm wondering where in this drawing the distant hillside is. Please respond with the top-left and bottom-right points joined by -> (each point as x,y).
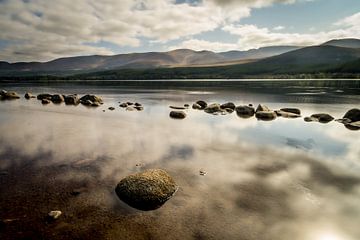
218,46 -> 300,60
322,38 -> 360,49
0,46 -> 299,74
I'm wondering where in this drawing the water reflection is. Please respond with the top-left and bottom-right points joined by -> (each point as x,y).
0,82 -> 359,240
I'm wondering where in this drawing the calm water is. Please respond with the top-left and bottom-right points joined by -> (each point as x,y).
0,80 -> 359,240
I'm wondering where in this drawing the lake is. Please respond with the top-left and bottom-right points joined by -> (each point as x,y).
0,80 -> 359,240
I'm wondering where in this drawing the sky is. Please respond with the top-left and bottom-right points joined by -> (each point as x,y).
0,0 -> 359,62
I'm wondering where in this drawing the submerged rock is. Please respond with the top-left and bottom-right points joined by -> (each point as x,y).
275,110 -> 301,118
170,111 -> 186,119
24,92 -> 35,99
170,106 -> 187,110
192,103 -> 202,110
343,108 -> 360,122
255,111 -> 277,121
64,94 -> 79,105
304,113 -> 334,123
280,108 -> 301,115
115,169 -> 178,211
37,93 -> 53,100
0,91 -> 20,100
80,94 -> 103,106
236,105 -> 255,118
119,103 -> 128,108
41,99 -> 51,104
51,94 -> 65,103
220,102 -> 236,110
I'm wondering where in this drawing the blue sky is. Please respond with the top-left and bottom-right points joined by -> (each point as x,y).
0,0 -> 359,62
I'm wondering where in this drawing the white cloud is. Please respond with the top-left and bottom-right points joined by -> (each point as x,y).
168,39 -> 238,52
0,0 -> 312,62
273,25 -> 285,31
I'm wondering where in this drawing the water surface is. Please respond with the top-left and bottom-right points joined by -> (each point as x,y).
0,80 -> 359,240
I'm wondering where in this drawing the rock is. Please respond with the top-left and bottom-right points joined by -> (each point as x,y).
220,102 -> 236,110
0,91 -> 20,100
275,110 -> 301,118
51,94 -> 65,103
305,113 -> 334,123
184,104 -> 189,108
119,103 -> 128,108
41,99 -> 51,104
199,169 -> 207,176
335,118 -> 352,124
204,103 -> 222,114
24,92 -> 35,99
108,107 -> 115,111
134,106 -> 144,111
37,93 -> 53,100
48,210 -> 62,220
64,94 -> 79,105
255,111 -> 277,121
170,111 -> 186,119
280,108 -> 301,115
195,100 -> 207,109
126,106 -> 135,111
134,102 -> 142,107
236,105 -> 255,117
256,104 -> 271,112
170,106 -> 186,110
345,121 -> 360,131
115,169 -> 178,211
343,108 -> 360,122
127,102 -> 134,105
80,94 -> 103,106
249,104 -> 253,107
192,103 -> 202,110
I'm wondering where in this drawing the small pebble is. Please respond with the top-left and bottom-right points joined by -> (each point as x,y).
48,210 -> 62,220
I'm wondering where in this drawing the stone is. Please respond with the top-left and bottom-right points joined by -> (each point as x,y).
119,103 -> 128,108
305,113 -> 334,123
170,106 -> 186,110
48,210 -> 62,220
37,93 -> 53,100
236,105 -> 255,117
220,102 -> 236,110
184,104 -> 189,108
255,111 -> 277,121
170,111 -> 186,119
51,94 -> 65,103
256,104 -> 271,112
126,106 -> 135,111
275,110 -> 301,118
126,102 -> 134,105
80,94 -> 103,106
343,109 -> 360,122
134,102 -> 142,107
115,169 -> 178,211
41,99 -> 51,104
64,95 -> 79,105
204,103 -> 222,114
24,92 -> 35,99
108,107 -> 115,111
0,91 -> 20,100
195,100 -> 207,109
192,103 -> 202,110
280,108 -> 301,115
134,106 -> 144,111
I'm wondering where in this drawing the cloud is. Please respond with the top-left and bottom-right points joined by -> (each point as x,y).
168,39 -> 238,51
273,25 -> 285,31
0,0 -> 310,62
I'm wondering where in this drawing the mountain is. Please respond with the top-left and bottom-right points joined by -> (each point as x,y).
218,46 -> 300,61
322,38 -> 360,49
0,47 -> 299,74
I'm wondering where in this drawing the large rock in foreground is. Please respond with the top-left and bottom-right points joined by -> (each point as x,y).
115,169 -> 178,211
304,113 -> 334,123
236,105 -> 255,118
80,94 -> 103,106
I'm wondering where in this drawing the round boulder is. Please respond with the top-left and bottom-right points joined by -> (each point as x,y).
343,108 -> 360,122
24,92 -> 35,99
51,94 -> 65,103
305,113 -> 334,123
255,111 -> 277,121
64,95 -> 79,105
236,105 -> 255,118
115,169 -> 178,211
195,100 -> 207,109
220,102 -> 236,110
170,111 -> 186,119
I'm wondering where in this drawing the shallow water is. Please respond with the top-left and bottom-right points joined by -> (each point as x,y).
0,80 -> 359,240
